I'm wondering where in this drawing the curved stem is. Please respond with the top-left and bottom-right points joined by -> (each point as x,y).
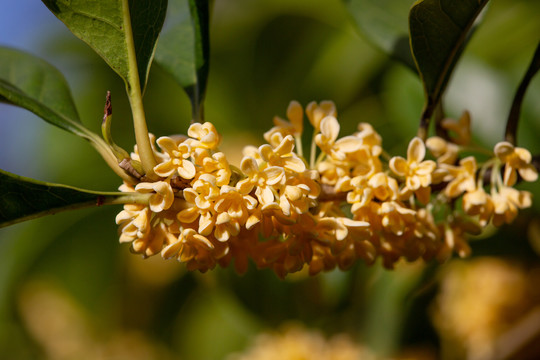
505,41 -> 540,146
310,133 -> 317,169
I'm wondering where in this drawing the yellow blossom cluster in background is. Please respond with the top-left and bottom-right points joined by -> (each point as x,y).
431,258 -> 540,360
227,323 -> 374,360
115,101 -> 538,277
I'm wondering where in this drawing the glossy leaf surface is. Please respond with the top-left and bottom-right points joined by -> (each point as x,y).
41,0 -> 167,92
0,47 -> 93,137
409,0 -> 489,110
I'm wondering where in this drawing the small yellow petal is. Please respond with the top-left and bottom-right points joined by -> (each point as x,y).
519,165 -> 538,182
319,116 -> 340,144
178,159 -> 196,179
389,156 -> 408,176
494,141 -> 514,159
407,137 -> 426,163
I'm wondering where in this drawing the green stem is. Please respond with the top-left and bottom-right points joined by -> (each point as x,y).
295,134 -> 303,158
310,134 -> 318,169
122,0 -> 157,179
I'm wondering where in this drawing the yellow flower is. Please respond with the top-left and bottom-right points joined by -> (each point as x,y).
236,156 -> 279,205
131,221 -> 176,257
259,135 -> 306,174
178,174 -> 220,235
316,160 -> 348,187
491,186 -> 532,227
245,202 -> 290,234
186,122 -> 222,150
346,176 -> 376,217
440,156 -> 477,198
161,228 -> 220,271
115,204 -> 150,244
183,173 -> 219,210
494,141 -> 538,186
389,137 -> 436,192
153,136 -> 196,179
441,110 -> 471,145
134,181 -> 175,212
426,136 -> 459,165
213,185 -> 257,241
441,224 -> 472,259
348,147 -> 382,179
264,100 -> 304,147
306,100 -> 336,132
378,201 -> 416,236
354,123 -> 382,157
193,150 -> 231,186
368,172 -> 399,202
462,187 -> 494,226
316,217 -> 369,241
228,323 -> 374,360
432,258 -> 532,360
278,171 -> 320,217
315,116 -> 362,161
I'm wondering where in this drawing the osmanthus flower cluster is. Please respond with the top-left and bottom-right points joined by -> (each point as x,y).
115,101 -> 538,277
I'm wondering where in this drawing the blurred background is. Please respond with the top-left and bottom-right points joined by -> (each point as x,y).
1,0 -> 540,359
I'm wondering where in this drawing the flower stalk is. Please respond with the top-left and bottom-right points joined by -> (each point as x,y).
505,41 -> 540,145
122,0 -> 157,179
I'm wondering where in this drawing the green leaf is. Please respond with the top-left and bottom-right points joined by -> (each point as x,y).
155,0 -> 210,122
409,0 -> 489,129
0,47 -> 142,183
345,0 -> 416,70
0,47 -> 80,122
41,0 -> 167,93
0,168 -> 148,228
0,47 -> 98,139
128,0 -> 169,92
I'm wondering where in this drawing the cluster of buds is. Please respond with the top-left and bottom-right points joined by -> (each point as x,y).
115,101 -> 538,277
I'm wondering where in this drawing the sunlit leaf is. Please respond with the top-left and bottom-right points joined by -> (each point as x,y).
409,0 -> 489,124
0,47 -> 79,121
0,168 -> 145,228
0,47 -> 97,138
155,0 -> 210,122
41,0 -> 167,93
345,0 -> 416,70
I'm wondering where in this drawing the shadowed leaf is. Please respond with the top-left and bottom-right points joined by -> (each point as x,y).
345,0 -> 416,70
409,0 -> 489,131
155,0 -> 210,122
0,168 -> 146,228
41,0 -> 167,92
